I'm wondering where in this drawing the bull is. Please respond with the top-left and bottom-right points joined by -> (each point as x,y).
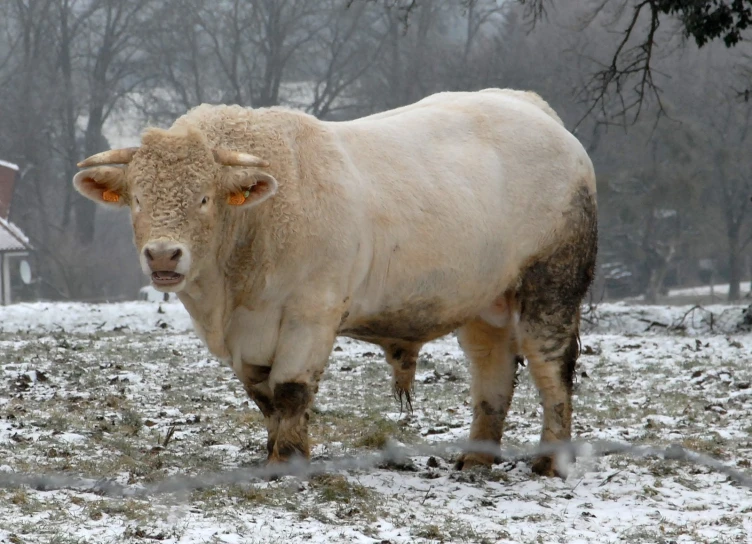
73,89 -> 597,475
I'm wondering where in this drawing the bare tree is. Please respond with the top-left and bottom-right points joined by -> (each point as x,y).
704,95 -> 752,300
0,0 -> 153,299
297,0 -> 390,118
71,0 -> 155,244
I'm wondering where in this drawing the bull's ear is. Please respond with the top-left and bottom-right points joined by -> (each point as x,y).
221,169 -> 278,209
73,166 -> 128,208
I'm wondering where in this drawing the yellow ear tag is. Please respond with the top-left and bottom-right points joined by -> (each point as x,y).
102,190 -> 120,203
228,189 -> 251,206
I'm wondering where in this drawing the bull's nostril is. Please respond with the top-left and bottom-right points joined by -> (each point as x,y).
145,249 -> 154,261
171,249 -> 182,261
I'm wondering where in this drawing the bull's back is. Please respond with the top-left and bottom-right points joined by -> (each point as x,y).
331,92 -> 595,339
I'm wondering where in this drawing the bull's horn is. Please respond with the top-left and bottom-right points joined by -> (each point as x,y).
77,147 -> 139,168
212,149 -> 269,168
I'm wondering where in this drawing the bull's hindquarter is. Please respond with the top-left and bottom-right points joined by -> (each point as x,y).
223,95 -> 596,468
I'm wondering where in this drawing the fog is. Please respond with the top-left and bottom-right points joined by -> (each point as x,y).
0,0 -> 750,303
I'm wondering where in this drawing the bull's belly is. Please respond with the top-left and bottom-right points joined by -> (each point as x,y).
337,299 -> 476,344
340,250 -> 521,343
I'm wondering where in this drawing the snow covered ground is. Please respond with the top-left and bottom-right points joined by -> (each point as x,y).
667,283 -> 752,298
624,282 -> 752,305
0,301 -> 751,543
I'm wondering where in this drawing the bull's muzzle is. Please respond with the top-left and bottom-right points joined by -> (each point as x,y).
141,240 -> 190,289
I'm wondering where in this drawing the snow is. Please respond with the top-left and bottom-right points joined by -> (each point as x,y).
0,299 -> 751,543
667,282 -> 752,297
0,216 -> 32,251
0,159 -> 19,171
0,300 -> 191,334
139,285 -> 179,302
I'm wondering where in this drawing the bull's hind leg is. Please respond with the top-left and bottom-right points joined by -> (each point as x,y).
518,187 -> 597,477
520,324 -> 579,477
455,317 -> 520,469
384,341 -> 421,412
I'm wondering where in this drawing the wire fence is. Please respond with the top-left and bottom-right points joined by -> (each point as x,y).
1,438 -> 750,499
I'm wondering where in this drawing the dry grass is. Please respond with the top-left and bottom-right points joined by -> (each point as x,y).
0,304 -> 751,543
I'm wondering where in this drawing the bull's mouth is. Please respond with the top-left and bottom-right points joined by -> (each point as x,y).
151,271 -> 185,287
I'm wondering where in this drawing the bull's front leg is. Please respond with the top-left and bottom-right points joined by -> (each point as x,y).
266,307 -> 340,463
235,364 -> 279,458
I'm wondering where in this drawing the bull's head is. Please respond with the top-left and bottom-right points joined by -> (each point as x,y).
73,126 -> 277,292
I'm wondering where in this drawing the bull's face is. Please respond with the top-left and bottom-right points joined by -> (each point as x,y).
73,127 -> 277,292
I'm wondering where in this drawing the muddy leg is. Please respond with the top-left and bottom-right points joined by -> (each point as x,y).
384,341 -> 421,412
269,382 -> 314,462
455,318 -> 519,470
522,328 -> 579,477
267,310 -> 338,464
516,186 -> 597,476
235,364 -> 279,458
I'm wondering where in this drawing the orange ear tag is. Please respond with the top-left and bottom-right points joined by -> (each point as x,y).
102,190 -> 120,203
228,190 -> 251,206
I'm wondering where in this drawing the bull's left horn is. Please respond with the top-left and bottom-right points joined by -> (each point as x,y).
212,149 -> 270,168
77,147 -> 139,168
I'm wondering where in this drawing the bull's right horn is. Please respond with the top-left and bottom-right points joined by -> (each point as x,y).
212,149 -> 270,168
77,147 -> 139,168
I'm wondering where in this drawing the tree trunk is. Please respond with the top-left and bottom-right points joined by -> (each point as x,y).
73,115 -> 106,245
59,0 -> 79,229
75,34 -> 111,245
728,231 -> 741,301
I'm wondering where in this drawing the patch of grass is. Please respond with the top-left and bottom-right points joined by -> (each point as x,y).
86,499 -> 150,522
120,408 -> 144,435
194,482 -> 290,509
10,489 -> 28,506
48,536 -> 86,544
228,484 -> 276,504
486,469 -> 510,483
311,474 -> 371,504
48,412 -> 70,433
619,525 -> 691,544
309,408 -> 419,452
354,417 -> 412,449
642,485 -> 661,498
680,437 -> 729,458
416,524 -> 444,540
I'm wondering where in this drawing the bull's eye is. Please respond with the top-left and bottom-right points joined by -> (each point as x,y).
201,196 -> 209,206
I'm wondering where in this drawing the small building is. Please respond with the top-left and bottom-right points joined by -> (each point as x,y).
0,159 -> 34,305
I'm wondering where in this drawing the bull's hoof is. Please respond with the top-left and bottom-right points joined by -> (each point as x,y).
267,449 -> 309,464
454,452 -> 495,471
531,456 -> 566,479
266,451 -> 310,481
265,446 -> 310,478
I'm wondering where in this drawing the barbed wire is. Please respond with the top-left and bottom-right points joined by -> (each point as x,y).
0,438 -> 750,499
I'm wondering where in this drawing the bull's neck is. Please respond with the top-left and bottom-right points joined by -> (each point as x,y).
177,265 -> 233,360
177,210 -> 270,360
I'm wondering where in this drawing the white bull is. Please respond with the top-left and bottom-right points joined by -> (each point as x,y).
73,89 -> 597,474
